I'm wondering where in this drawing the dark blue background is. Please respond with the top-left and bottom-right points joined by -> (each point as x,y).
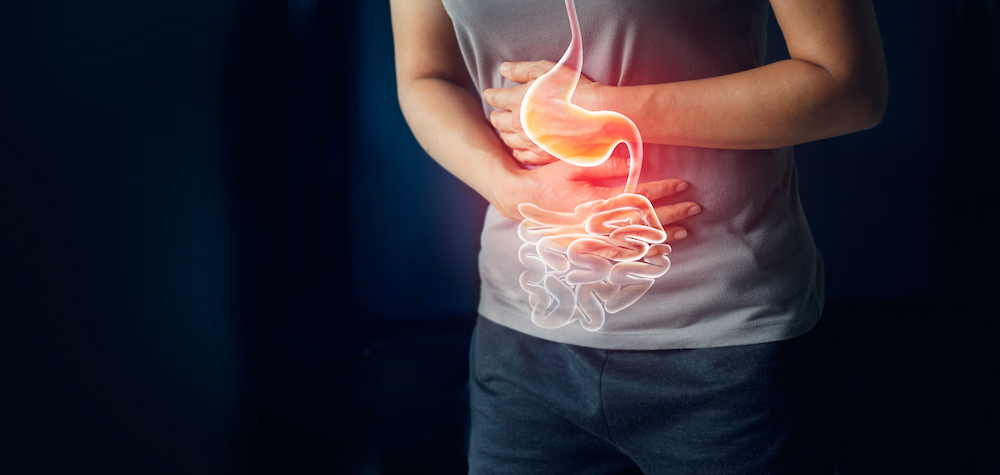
1,0 -> 997,473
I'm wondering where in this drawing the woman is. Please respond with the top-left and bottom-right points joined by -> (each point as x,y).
391,0 -> 886,473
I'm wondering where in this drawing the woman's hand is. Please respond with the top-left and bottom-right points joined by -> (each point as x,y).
491,155 -> 699,243
483,60 -> 604,167
483,60 -> 697,241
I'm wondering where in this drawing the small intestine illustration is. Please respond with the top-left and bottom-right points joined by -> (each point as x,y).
516,0 -> 670,332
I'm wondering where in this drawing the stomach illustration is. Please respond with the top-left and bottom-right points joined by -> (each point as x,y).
516,0 -> 670,332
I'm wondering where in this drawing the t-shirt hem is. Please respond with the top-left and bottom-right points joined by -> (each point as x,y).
477,304 -> 821,350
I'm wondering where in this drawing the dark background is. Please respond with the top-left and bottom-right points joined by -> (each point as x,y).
1,0 -> 997,473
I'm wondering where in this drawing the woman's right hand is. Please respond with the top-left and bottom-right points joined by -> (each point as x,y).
485,60 -> 604,167
491,156 -> 700,243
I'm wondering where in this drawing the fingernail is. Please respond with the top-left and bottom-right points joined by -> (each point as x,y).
676,182 -> 688,192
688,205 -> 702,216
674,230 -> 688,240
500,62 -> 510,72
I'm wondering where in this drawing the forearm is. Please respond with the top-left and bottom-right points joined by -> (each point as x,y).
393,0 -> 704,225
398,78 -> 520,207
484,0 -> 887,152
598,57 -> 887,150
400,75 -> 700,225
599,0 -> 887,150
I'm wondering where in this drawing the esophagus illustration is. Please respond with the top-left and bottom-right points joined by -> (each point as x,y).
516,0 -> 670,331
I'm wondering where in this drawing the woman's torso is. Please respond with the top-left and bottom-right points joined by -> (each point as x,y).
443,0 -> 824,349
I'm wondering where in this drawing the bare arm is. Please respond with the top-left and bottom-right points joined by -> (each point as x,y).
485,0 -> 888,159
390,0 -> 515,210
391,0 -> 696,226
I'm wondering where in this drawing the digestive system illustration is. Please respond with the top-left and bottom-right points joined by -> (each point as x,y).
515,0 -> 670,332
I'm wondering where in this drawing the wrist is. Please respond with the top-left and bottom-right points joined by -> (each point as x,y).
594,82 -> 607,112
572,81 -> 605,112
477,152 -> 525,216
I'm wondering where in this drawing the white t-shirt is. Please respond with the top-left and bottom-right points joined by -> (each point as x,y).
443,0 -> 824,349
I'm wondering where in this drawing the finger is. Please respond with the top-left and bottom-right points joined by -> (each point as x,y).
513,149 -> 558,166
500,131 -> 536,152
519,200 -> 602,227
501,60 -> 557,83
661,225 -> 688,242
483,86 -> 522,111
614,179 -> 690,202
489,110 -> 520,133
653,202 -> 702,225
506,136 -> 561,165
570,156 -> 633,179
571,157 -> 686,184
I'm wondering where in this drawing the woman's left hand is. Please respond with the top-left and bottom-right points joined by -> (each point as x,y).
483,60 -> 603,167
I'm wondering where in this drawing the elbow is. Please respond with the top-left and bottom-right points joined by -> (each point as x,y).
396,83 -> 410,113
396,75 -> 414,107
395,85 -> 411,121
396,78 -> 422,121
827,78 -> 886,134
845,68 -> 888,132
815,54 -> 888,134
857,80 -> 888,131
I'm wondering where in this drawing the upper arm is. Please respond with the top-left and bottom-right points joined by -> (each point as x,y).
769,0 -> 888,125
390,0 -> 471,92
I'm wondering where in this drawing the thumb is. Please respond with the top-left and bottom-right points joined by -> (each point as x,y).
501,60 -> 556,83
625,179 -> 689,202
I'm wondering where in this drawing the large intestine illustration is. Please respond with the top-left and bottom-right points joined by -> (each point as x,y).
516,0 -> 669,332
